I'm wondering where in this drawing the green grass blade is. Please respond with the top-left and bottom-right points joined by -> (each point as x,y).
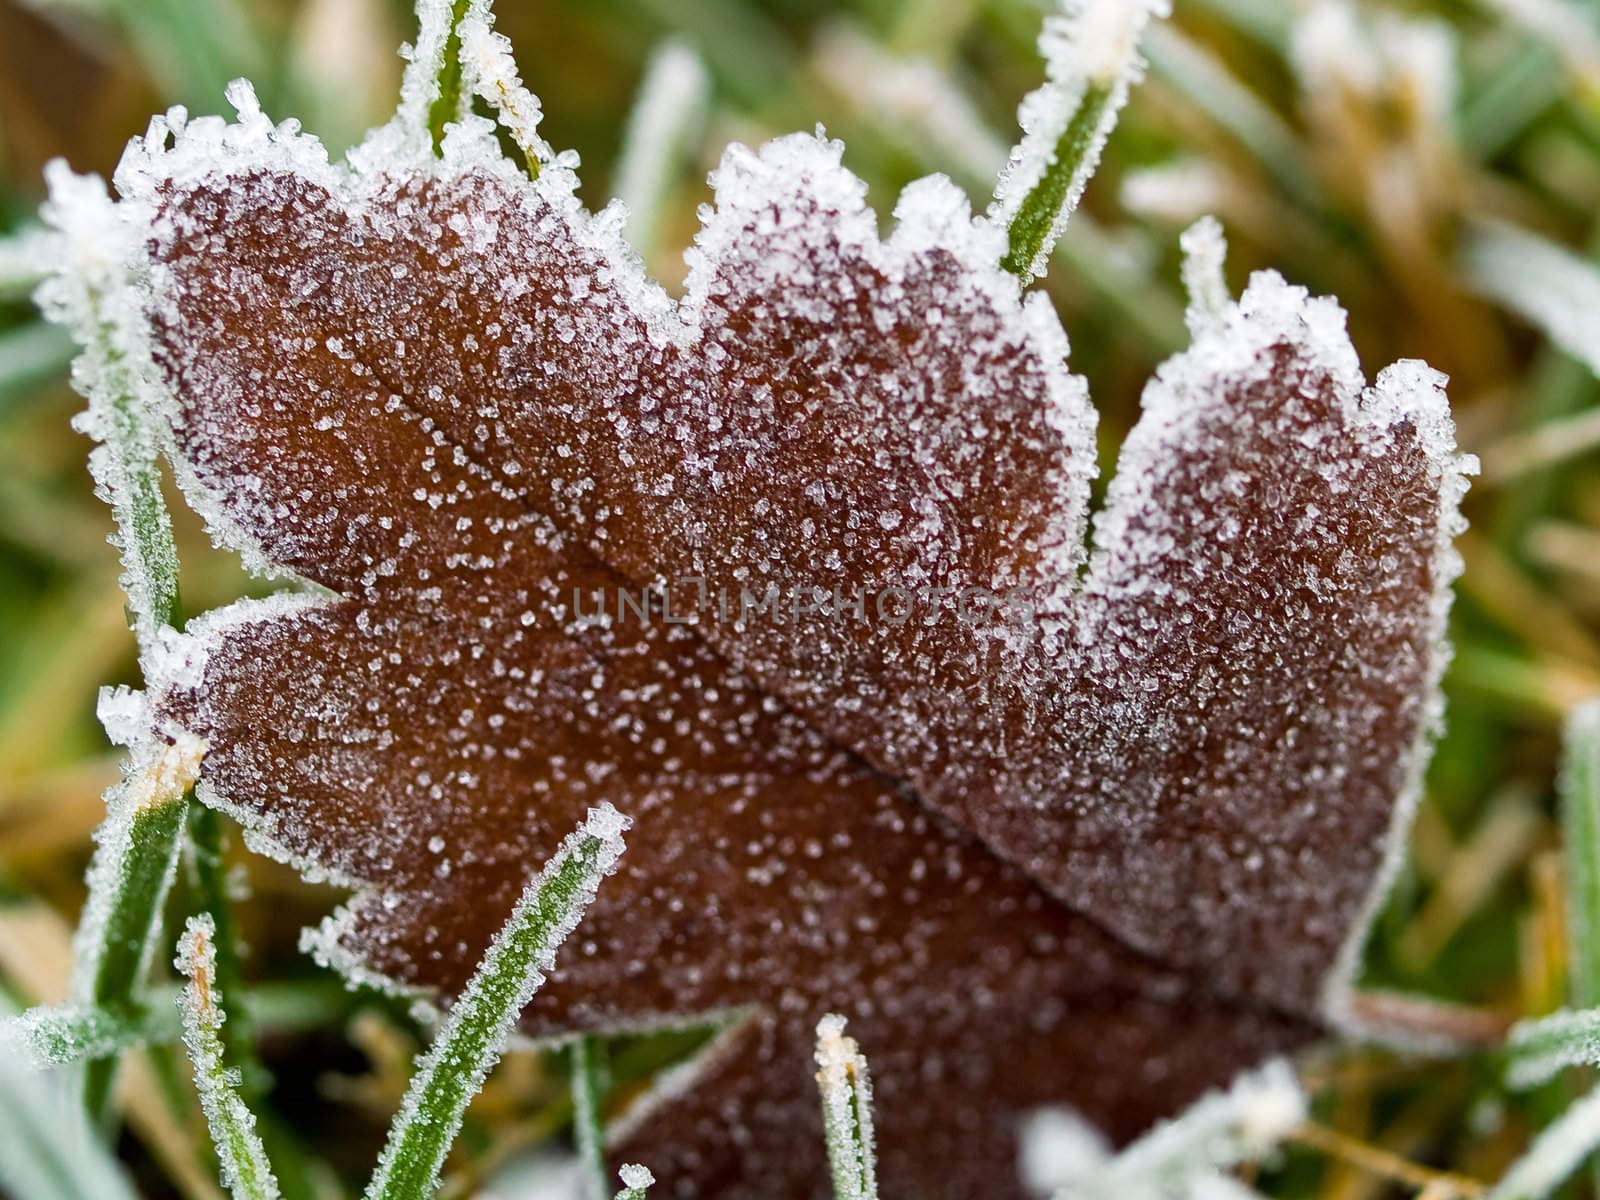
1564,701 -> 1600,1008
103,0 -> 271,115
363,805 -> 629,1200
1464,222 -> 1600,384
175,914 -> 281,1200
815,1015 -> 877,1200
572,1035 -> 611,1200
999,80 -> 1114,282
1140,23 -> 1314,210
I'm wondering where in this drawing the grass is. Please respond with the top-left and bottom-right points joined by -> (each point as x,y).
2,0 -> 1600,1195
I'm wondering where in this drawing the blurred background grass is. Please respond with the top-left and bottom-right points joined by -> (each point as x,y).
2,0 -> 1599,1195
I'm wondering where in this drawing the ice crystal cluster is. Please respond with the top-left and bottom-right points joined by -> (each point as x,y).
33,0 -> 1474,1195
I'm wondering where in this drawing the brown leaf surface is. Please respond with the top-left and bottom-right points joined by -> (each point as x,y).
115,121 -> 1467,1197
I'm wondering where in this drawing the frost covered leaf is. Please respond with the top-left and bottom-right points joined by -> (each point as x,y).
55,21 -> 1470,1194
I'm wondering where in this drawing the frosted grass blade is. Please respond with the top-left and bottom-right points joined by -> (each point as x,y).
3,1002 -> 172,1069
1465,222 -> 1600,381
572,1035 -> 610,1200
0,998 -> 140,1200
815,1015 -> 878,1200
363,806 -> 629,1200
1063,1060 -> 1305,1199
614,41 -> 711,260
427,0 -> 474,154
993,0 -> 1168,283
175,915 -> 281,1200
74,738 -> 204,1117
1489,1085 -> 1600,1199
1507,1008 -> 1600,1091
457,9 -> 553,175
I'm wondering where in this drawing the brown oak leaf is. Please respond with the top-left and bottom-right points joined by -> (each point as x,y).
75,84 -> 1467,1199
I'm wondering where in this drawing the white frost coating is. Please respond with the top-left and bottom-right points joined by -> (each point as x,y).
364,806 -> 629,1200
988,0 -> 1169,282
1178,216 -> 1230,337
1487,1084 -> 1600,1200
614,40 -> 710,259
1076,270 -> 1473,1016
1506,1006 -> 1600,1091
458,9 -> 554,167
1018,1107 -> 1110,1197
176,913 -> 282,1200
1466,220 -> 1600,380
814,1014 -> 877,1200
1068,1059 -> 1304,1200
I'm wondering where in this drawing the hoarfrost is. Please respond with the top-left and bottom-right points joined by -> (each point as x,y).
363,806 -> 627,1200
1506,1007 -> 1600,1091
0,999 -> 140,1200
459,9 -> 553,168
